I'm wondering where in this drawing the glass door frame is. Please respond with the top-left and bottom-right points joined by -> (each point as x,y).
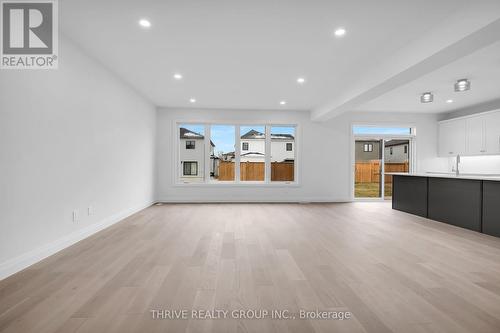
351,132 -> 416,202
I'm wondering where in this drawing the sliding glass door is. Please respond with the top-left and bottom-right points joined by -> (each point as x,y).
383,139 -> 410,199
352,126 -> 414,200
354,139 -> 383,198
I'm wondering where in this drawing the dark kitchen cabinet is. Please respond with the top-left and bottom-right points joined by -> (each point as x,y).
483,181 -> 500,237
428,178 -> 482,232
392,176 -> 428,218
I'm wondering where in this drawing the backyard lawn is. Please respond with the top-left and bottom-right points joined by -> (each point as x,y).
355,182 -> 392,198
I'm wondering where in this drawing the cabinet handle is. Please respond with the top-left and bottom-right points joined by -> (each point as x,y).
449,152 -> 454,154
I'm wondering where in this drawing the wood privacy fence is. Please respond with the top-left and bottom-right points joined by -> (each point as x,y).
240,162 -> 265,181
355,161 -> 409,183
271,162 -> 294,181
218,161 -> 235,180
218,161 -> 294,181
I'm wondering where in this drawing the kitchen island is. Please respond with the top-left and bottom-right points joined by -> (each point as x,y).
389,173 -> 500,237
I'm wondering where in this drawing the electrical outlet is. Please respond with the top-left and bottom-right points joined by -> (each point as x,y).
72,210 -> 79,222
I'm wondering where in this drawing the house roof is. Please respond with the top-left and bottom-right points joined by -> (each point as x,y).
180,127 -> 215,146
180,127 -> 204,139
357,140 -> 380,144
241,129 -> 265,139
241,129 -> 294,140
385,139 -> 408,147
241,152 -> 265,157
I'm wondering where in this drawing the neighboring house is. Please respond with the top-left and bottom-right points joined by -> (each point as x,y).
355,140 -> 381,161
211,155 -> 220,178
179,128 -> 215,181
384,140 -> 409,163
240,152 -> 266,162
240,129 -> 294,162
219,151 -> 235,161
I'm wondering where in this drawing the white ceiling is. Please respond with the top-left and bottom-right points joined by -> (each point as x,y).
61,0 -> 500,115
356,41 -> 500,113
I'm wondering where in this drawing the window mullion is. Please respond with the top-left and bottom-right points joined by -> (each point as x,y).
235,126 -> 241,183
177,125 -> 181,181
204,125 -> 211,182
294,125 -> 298,183
265,125 -> 271,183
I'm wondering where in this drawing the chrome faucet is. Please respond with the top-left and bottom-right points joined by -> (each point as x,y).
452,154 -> 461,176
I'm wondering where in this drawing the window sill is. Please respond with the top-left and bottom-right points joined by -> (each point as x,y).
173,181 -> 300,188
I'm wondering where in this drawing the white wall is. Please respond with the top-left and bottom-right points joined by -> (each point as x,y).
270,140 -> 294,162
444,155 -> 500,174
242,139 -> 265,155
241,139 -> 294,162
156,108 -> 443,202
0,36 -> 156,279
384,144 -> 409,163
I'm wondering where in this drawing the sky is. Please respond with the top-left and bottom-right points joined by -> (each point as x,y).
352,126 -> 411,135
179,124 -> 295,155
211,125 -> 236,154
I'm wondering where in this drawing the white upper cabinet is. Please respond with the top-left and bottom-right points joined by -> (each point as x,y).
439,110 -> 500,157
438,118 -> 466,157
484,111 -> 500,154
466,115 -> 486,155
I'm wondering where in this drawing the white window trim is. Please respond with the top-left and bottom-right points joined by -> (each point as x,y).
173,121 -> 300,187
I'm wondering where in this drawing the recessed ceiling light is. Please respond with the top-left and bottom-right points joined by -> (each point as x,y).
279,100 -> 286,105
446,99 -> 453,103
454,79 -> 470,92
334,27 -> 346,37
420,92 -> 434,103
189,98 -> 196,103
173,73 -> 183,80
296,77 -> 306,84
138,19 -> 151,28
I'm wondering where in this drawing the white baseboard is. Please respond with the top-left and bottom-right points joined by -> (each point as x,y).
156,197 -> 351,203
0,201 -> 153,281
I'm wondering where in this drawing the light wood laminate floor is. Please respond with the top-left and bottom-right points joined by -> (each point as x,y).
1,202 -> 500,333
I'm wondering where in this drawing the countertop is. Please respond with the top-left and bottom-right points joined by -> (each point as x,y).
386,172 -> 500,182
